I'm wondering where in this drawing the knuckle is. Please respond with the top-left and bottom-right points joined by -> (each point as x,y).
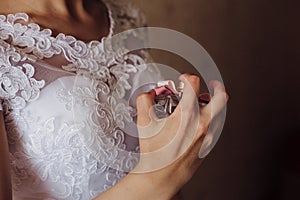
188,75 -> 200,84
220,91 -> 228,101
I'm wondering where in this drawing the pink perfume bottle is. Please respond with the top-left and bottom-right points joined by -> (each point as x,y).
154,80 -> 210,118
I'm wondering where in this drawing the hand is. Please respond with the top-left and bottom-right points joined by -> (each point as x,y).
134,74 -> 228,198
94,74 -> 228,200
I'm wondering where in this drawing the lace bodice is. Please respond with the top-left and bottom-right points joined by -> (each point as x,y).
0,1 -> 161,199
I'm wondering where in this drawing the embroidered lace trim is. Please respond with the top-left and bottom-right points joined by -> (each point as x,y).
0,1 -> 155,199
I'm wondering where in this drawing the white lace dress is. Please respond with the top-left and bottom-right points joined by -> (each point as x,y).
0,1 -> 161,199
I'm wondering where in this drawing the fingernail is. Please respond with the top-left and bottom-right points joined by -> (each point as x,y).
209,80 -> 216,89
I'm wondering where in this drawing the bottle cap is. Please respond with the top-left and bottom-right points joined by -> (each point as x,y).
177,81 -> 184,92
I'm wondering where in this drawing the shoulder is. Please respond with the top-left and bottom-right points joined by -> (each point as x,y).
103,0 -> 147,33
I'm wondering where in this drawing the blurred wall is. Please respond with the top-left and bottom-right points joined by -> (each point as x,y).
132,0 -> 299,200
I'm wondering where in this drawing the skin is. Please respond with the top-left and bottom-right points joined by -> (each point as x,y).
0,113 -> 12,200
0,0 -> 110,42
0,1 -> 229,199
94,75 -> 228,200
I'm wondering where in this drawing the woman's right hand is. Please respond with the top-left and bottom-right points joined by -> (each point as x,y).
95,73 -> 228,200
134,73 -> 228,198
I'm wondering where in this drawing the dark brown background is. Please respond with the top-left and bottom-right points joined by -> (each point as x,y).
132,0 -> 299,199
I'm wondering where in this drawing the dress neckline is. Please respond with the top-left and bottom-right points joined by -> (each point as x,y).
0,1 -> 115,45
0,0 -> 118,74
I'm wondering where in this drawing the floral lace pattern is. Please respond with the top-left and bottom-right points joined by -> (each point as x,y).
0,40 -> 45,110
56,77 -> 140,171
0,1 -> 155,199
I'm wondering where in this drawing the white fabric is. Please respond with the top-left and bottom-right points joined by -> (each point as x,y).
0,1 -> 161,199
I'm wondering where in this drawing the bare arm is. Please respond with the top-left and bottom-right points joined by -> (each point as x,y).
94,74 -> 228,200
0,111 -> 12,200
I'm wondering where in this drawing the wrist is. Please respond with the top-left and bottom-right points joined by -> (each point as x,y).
94,168 -> 176,200
130,162 -> 181,200
130,172 -> 176,200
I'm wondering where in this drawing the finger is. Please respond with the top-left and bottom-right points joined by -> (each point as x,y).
136,89 -> 156,126
202,80 -> 228,120
175,74 -> 201,113
199,93 -> 211,106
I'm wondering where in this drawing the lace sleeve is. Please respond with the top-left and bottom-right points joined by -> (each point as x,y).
101,1 -> 163,102
103,0 -> 147,34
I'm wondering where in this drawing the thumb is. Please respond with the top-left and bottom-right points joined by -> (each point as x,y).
136,89 -> 156,126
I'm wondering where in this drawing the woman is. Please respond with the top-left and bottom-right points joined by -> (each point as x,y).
0,0 -> 228,199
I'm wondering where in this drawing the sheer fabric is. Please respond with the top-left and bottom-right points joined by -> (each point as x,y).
0,1 -> 161,199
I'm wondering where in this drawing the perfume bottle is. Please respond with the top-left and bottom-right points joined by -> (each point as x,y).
154,80 -> 210,118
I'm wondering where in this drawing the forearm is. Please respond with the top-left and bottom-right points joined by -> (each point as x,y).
0,112 -> 12,200
94,169 -> 177,200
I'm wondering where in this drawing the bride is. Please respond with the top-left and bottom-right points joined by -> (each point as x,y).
0,0 -> 228,199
